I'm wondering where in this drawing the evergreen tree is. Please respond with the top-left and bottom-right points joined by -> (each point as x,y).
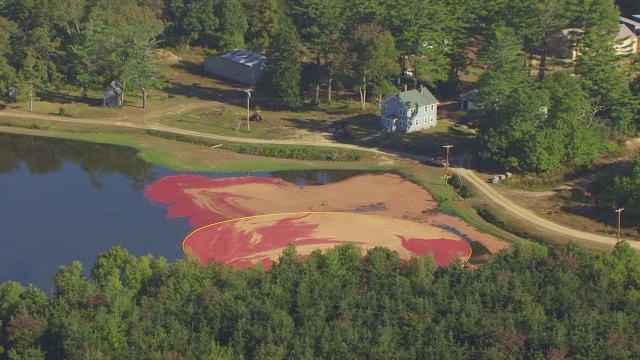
576,29 -> 637,134
260,18 -> 303,108
215,0 -> 248,53
339,23 -> 397,110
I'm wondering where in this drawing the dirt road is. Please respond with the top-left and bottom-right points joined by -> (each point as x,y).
455,168 -> 637,250
1,109 -> 632,249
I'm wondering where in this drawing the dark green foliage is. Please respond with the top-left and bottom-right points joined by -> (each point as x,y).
260,18 -> 303,108
606,157 -> 640,215
0,0 -> 638,173
576,29 -> 638,135
476,27 -> 613,174
230,143 -> 362,161
215,0 -> 248,52
2,242 -> 640,358
449,174 -> 474,199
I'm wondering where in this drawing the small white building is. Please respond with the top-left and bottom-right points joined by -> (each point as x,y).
203,49 -> 266,85
380,86 -> 439,133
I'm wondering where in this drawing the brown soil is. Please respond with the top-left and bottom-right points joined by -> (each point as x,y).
145,173 -> 509,264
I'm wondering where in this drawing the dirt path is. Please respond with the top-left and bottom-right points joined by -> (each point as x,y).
0,110 -> 381,151
0,109 -> 631,249
455,168 -> 636,250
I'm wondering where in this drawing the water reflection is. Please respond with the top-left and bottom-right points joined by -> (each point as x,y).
272,169 -> 378,186
0,133 -> 372,290
0,133 -> 157,191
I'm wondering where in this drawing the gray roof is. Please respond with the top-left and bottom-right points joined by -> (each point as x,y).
460,89 -> 479,100
620,17 -> 640,32
105,79 -> 124,93
222,49 -> 266,68
390,88 -> 438,108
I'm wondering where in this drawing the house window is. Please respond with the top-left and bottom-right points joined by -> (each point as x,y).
383,105 -> 389,112
400,109 -> 406,116
430,115 -> 435,122
423,106 -> 428,112
393,97 -> 397,103
430,105 -> 435,111
410,108 -> 416,116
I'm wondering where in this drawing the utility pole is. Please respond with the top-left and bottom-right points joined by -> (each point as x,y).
615,208 -> 624,244
443,144 -> 454,186
243,89 -> 253,131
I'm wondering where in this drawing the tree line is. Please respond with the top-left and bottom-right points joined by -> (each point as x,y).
0,0 -> 639,175
1,242 -> 640,359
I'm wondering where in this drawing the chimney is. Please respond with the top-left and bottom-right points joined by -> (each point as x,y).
420,84 -> 424,93
404,84 -> 408,92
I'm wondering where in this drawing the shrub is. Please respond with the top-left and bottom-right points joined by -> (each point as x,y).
449,174 -> 474,199
58,107 -> 72,117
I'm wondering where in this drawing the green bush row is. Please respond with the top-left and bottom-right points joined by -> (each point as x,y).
143,130 -> 362,161
230,143 -> 363,161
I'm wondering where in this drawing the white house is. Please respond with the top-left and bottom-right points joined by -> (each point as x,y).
380,85 -> 438,133
615,22 -> 638,55
548,22 -> 638,60
203,49 -> 266,85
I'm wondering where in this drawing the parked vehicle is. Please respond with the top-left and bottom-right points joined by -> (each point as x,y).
327,120 -> 348,133
423,156 -> 448,167
5,87 -> 18,102
250,111 -> 263,122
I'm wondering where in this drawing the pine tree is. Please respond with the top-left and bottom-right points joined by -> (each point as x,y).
261,18 -> 303,108
215,0 -> 248,52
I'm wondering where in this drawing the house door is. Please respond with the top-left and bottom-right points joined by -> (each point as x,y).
462,100 -> 468,109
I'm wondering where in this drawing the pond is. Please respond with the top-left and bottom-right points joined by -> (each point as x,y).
0,133 -> 371,290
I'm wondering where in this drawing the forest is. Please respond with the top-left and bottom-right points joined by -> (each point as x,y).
1,242 -> 640,359
0,0 -> 639,176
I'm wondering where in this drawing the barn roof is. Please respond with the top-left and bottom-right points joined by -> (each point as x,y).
222,49 -> 266,67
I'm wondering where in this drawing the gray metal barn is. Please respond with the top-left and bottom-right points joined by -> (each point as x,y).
203,49 -> 266,85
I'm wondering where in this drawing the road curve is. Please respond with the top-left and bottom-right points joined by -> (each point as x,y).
0,109 -> 632,249
455,168 -> 637,250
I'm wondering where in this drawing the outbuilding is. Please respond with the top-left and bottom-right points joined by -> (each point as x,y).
103,80 -> 124,107
460,89 -> 479,110
203,49 -> 266,85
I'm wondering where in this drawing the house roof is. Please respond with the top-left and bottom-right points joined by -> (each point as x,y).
222,49 -> 266,67
620,17 -> 640,32
388,88 -> 438,108
617,23 -> 637,40
460,89 -> 479,100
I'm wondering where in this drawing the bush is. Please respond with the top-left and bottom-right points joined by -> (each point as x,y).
449,174 -> 474,199
230,144 -> 362,162
58,107 -> 72,117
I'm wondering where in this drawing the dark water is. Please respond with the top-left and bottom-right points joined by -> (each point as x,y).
0,133 -> 366,291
